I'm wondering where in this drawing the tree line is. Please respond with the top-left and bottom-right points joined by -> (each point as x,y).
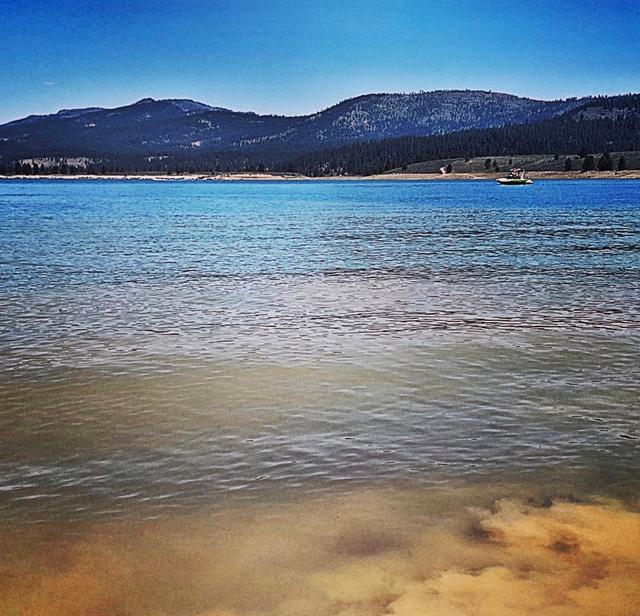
282,102 -> 640,176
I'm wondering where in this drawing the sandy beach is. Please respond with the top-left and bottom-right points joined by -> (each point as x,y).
2,170 -> 640,182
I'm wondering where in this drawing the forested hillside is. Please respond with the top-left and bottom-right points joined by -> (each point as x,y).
284,95 -> 640,176
0,90 -> 585,173
1,93 -> 638,175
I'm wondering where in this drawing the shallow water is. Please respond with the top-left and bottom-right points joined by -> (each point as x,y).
0,179 -> 639,614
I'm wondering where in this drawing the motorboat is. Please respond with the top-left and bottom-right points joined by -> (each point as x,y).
497,168 -> 533,185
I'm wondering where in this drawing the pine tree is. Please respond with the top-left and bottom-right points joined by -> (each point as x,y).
445,163 -> 452,173
618,156 -> 626,171
582,155 -> 595,171
597,153 -> 613,171
564,157 -> 572,171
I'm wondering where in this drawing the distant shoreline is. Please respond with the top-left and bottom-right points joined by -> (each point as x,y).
1,170 -> 639,182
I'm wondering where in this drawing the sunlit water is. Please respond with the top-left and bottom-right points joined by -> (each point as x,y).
0,179 -> 639,615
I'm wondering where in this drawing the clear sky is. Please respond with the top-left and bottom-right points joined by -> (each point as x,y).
1,0 -> 639,123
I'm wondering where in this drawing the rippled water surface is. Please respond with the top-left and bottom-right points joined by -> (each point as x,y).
1,179 -> 639,523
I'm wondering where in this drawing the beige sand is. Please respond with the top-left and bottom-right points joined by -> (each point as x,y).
2,170 -> 639,182
1,485 -> 639,616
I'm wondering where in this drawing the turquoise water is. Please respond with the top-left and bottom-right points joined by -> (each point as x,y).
0,179 -> 639,522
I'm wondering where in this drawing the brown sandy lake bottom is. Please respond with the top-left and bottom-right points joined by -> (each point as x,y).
1,484 -> 639,616
0,179 -> 639,614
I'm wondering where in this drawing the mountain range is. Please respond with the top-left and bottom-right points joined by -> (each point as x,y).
0,91 -> 586,164
0,90 -> 638,173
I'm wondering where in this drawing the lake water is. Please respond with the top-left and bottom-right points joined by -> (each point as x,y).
0,179 -> 639,616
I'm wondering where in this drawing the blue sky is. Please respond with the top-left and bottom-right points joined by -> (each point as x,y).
0,0 -> 639,123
